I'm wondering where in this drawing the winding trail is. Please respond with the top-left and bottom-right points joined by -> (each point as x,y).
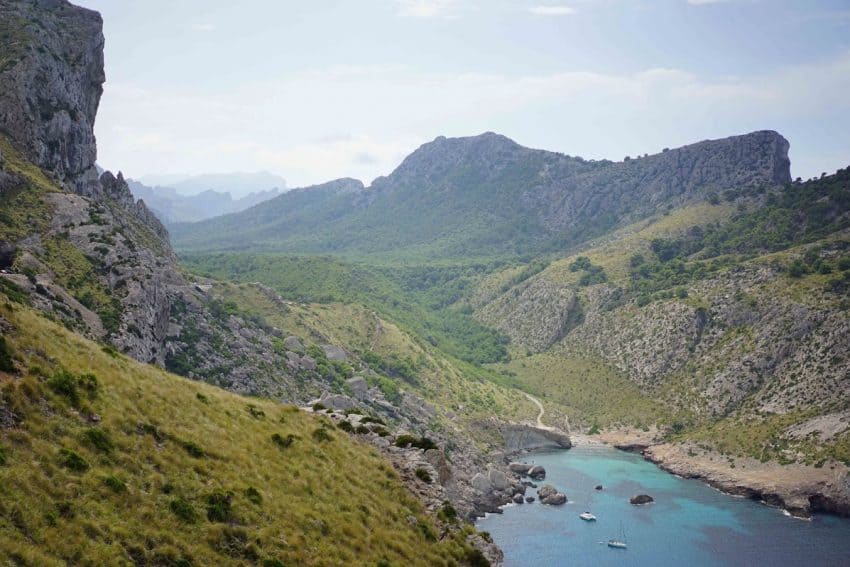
524,393 -> 553,430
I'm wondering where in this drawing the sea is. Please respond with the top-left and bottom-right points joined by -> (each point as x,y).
476,445 -> 850,566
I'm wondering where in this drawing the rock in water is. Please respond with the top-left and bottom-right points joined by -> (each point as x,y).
595,484 -> 603,490
538,484 -> 567,505
630,494 -> 654,505
528,465 -> 546,480
512,493 -> 524,504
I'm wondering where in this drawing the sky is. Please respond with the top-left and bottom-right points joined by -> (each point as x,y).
76,0 -> 850,188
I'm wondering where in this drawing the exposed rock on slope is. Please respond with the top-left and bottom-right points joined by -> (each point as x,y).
0,0 -> 104,195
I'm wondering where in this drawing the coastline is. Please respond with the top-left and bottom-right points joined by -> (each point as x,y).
585,429 -> 850,519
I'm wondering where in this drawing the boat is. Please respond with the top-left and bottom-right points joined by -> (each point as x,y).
607,523 -> 627,549
579,512 -> 597,521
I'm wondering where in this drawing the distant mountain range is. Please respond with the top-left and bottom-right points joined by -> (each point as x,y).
137,171 -> 287,198
172,130 -> 790,259
127,178 -> 284,225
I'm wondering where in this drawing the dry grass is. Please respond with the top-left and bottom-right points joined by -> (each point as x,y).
0,296 -> 478,566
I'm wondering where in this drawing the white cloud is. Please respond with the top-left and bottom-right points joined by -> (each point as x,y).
394,0 -> 459,18
529,5 -> 576,16
94,51 -> 850,185
190,22 -> 216,32
686,0 -> 729,5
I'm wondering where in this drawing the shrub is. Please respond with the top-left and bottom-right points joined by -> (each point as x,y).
0,336 -> 16,373
337,420 -> 354,433
437,500 -> 457,522
312,427 -> 332,442
59,448 -> 88,472
263,560 -> 286,567
82,427 -> 113,453
588,423 -> 600,435
103,475 -> 127,493
206,490 -> 233,522
246,404 -> 265,419
271,433 -> 295,448
355,425 -> 370,434
312,402 -> 328,412
415,468 -> 432,483
196,392 -> 209,404
360,416 -> 386,426
394,435 -> 437,451
245,486 -> 262,505
47,370 -> 99,407
0,444 -> 7,466
169,497 -> 198,523
465,548 -> 491,567
182,440 -> 205,458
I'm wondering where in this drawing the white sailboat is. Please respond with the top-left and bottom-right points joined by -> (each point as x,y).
607,522 -> 627,549
579,490 -> 596,521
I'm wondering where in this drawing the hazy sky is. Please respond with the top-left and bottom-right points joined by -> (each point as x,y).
77,0 -> 850,187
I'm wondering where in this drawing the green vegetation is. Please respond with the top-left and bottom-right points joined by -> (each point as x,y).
0,294 -> 487,565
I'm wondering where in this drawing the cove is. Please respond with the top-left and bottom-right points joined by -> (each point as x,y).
477,445 -> 850,566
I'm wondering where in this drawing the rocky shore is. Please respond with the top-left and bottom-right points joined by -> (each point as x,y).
593,430 -> 850,519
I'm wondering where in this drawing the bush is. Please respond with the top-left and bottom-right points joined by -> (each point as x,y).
0,445 -> 7,466
47,370 -> 98,407
394,435 -> 437,451
355,425 -> 370,434
415,468 -> 432,483
0,336 -> 16,373
103,475 -> 127,493
437,500 -> 457,522
245,486 -> 262,505
196,392 -> 209,404
271,433 -> 295,448
311,402 -> 328,412
169,497 -> 198,523
206,490 -> 234,522
59,448 -> 88,472
312,427 -> 332,442
246,404 -> 265,419
360,416 -> 386,426
337,420 -> 354,433
182,440 -> 205,458
83,427 -> 113,453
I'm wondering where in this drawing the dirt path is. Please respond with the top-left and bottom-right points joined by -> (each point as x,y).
524,393 -> 553,430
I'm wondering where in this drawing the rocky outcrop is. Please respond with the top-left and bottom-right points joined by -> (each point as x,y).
492,421 -> 572,453
477,277 -> 581,351
643,442 -> 850,519
630,494 -> 654,505
0,0 -> 104,195
537,484 -> 567,505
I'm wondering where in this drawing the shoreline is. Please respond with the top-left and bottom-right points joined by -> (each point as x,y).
585,429 -> 850,520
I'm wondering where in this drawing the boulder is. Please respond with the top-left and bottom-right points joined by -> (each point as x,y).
595,485 -> 603,491
471,473 -> 492,493
508,462 -> 533,474
300,356 -> 317,371
319,394 -> 355,411
538,484 -> 567,505
528,465 -> 546,480
283,336 -> 303,350
525,496 -> 535,503
512,493 -> 524,504
347,376 -> 369,398
488,469 -> 510,491
321,344 -> 348,361
630,494 -> 654,505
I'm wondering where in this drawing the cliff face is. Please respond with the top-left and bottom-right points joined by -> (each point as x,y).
0,0 -> 104,196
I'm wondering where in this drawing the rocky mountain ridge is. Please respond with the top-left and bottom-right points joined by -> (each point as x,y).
173,129 -> 791,258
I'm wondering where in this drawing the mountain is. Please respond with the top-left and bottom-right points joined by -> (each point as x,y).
172,130 -> 790,259
138,171 -> 287,199
126,178 -> 282,224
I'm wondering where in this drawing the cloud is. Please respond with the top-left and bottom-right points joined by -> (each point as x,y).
529,5 -> 576,16
190,22 -> 216,32
394,0 -> 459,18
94,51 -> 850,184
686,0 -> 729,5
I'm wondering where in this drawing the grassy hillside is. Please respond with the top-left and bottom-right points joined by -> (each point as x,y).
0,293 -> 485,566
209,282 -> 537,426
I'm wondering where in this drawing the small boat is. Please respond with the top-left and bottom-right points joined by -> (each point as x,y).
607,522 -> 627,549
579,512 -> 597,521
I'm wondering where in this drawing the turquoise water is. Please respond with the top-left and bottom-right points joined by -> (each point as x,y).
477,446 -> 850,566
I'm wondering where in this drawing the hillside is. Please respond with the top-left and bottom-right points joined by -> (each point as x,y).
172,130 -> 791,260
0,292 -> 486,565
